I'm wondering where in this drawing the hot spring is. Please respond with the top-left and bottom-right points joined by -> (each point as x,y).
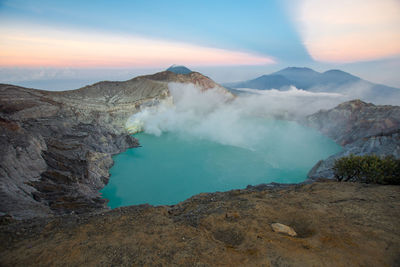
101,83 -> 343,208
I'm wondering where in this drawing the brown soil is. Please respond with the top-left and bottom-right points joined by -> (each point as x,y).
1,181 -> 399,266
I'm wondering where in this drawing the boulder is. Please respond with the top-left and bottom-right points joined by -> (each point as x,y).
271,223 -> 297,237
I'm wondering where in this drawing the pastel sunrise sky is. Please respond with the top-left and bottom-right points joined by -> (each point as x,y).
0,0 -> 399,90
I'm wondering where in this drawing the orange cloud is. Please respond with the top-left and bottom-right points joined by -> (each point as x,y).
295,0 -> 400,62
0,25 -> 274,67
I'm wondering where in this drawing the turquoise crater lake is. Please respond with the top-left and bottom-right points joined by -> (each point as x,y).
101,120 -> 341,208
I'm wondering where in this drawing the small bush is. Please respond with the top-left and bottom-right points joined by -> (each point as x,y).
333,154 -> 400,185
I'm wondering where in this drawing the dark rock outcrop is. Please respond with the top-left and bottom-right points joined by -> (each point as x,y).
0,98 -> 140,219
306,99 -> 400,145
306,100 -> 400,179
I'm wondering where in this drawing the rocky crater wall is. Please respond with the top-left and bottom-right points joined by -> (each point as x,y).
305,100 -> 400,179
0,71 -> 229,219
1,72 -> 399,219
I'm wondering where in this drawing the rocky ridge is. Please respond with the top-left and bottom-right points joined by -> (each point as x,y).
306,100 -> 400,179
0,70 -> 227,219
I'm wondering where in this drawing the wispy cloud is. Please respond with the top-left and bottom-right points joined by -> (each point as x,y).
293,0 -> 400,63
0,24 -> 275,67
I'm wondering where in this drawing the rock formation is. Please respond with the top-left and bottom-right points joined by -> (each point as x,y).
271,222 -> 297,237
306,100 -> 400,179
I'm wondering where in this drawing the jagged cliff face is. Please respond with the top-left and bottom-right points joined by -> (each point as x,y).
305,100 -> 400,179
306,100 -> 400,145
0,71 -> 229,219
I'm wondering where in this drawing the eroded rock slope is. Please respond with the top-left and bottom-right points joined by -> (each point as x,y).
0,71 -> 226,219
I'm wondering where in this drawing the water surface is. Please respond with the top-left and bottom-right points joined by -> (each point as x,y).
101,120 -> 341,208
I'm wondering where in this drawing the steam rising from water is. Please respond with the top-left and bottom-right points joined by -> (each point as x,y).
127,83 -> 347,149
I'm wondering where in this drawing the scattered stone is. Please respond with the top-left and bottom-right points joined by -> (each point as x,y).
225,212 -> 240,220
271,223 -> 297,237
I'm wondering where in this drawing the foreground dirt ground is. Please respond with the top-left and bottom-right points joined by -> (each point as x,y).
1,181 -> 399,266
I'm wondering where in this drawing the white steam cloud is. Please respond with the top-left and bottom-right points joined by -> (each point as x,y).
126,83 -> 348,149
308,81 -> 400,106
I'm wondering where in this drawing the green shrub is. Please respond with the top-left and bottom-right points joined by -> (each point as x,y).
333,154 -> 400,185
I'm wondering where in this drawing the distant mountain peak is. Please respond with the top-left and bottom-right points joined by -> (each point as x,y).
321,69 -> 360,83
272,67 -> 320,89
279,67 -> 317,72
323,69 -> 346,74
274,67 -> 320,77
166,65 -> 192,74
323,69 -> 358,78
